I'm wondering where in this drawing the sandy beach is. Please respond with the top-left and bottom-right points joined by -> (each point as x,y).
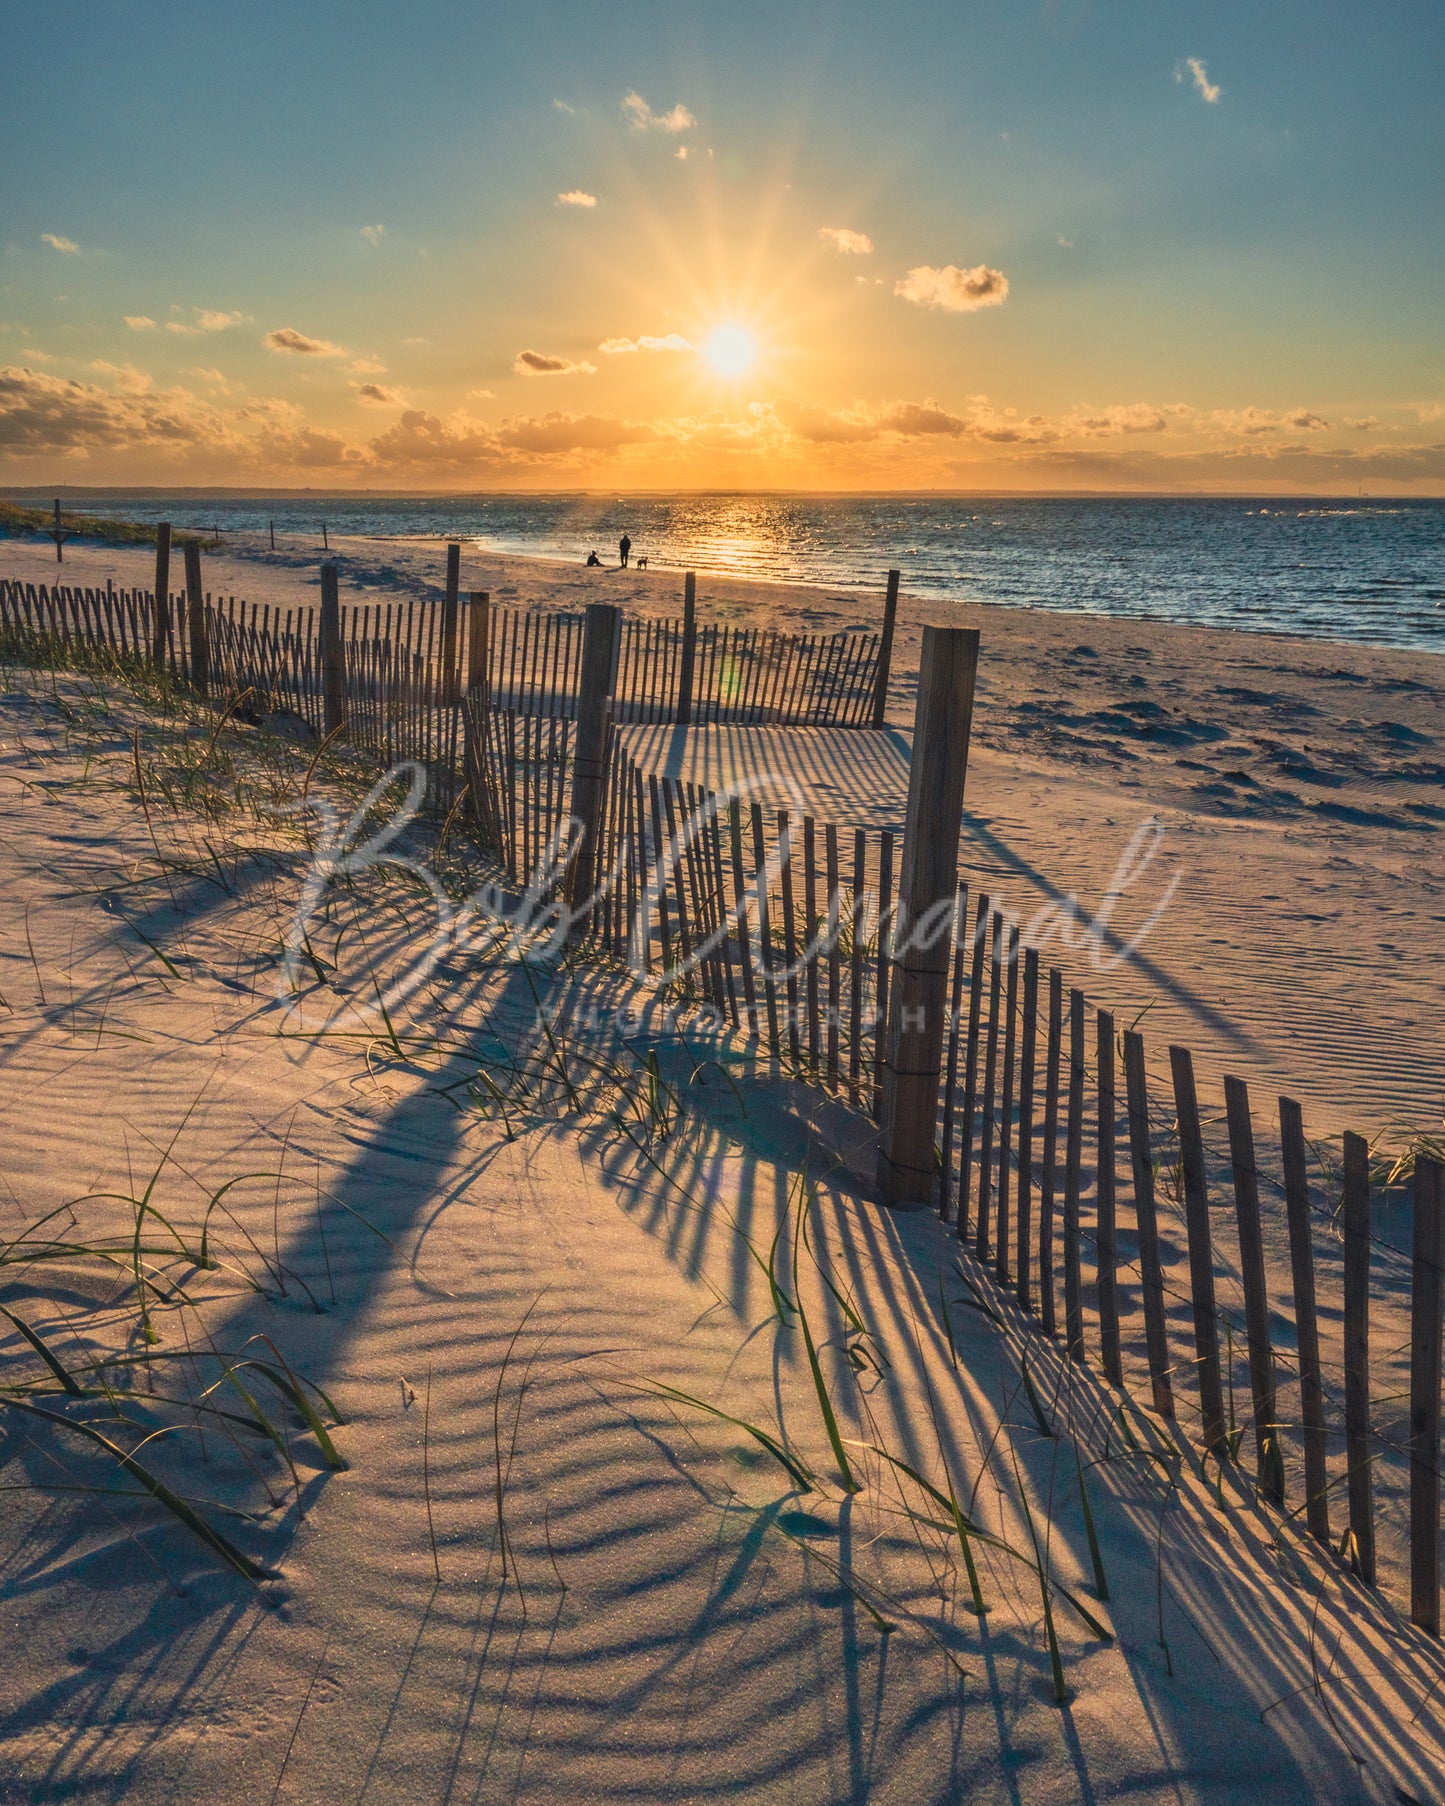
5,532 -> 1441,1142
2,638 -> 1444,1804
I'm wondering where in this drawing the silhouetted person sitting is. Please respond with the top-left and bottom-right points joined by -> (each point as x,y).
585,550 -> 601,566
619,533 -> 632,568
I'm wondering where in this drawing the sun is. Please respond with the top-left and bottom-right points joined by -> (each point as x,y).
701,323 -> 758,380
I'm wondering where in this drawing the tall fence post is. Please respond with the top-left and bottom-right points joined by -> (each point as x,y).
876,624 -> 980,1209
1169,1046 -> 1226,1452
566,603 -> 622,944
1225,1075 -> 1284,1506
677,571 -> 697,726
870,568 -> 900,729
1410,1155 -> 1443,1636
183,541 -> 208,696
1280,1094 -> 1330,1545
1342,1129 -> 1376,1584
441,541 -> 461,705
320,562 -> 345,738
152,522 -> 171,671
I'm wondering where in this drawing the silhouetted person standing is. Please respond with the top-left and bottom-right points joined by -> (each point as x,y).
619,533 -> 632,569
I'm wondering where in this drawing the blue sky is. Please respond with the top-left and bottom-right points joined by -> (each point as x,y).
2,0 -> 1442,489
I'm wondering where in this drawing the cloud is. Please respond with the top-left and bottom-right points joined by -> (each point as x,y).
368,410 -> 498,469
1213,405 -> 1280,436
553,98 -> 578,115
1285,408 -> 1329,430
1346,416 -> 1381,431
264,326 -> 348,356
124,315 -> 157,332
89,360 -> 152,394
41,234 -> 81,254
1068,402 -> 1172,436
895,263 -> 1009,312
498,411 -> 658,453
348,357 -> 387,375
674,146 -> 690,161
0,363 -> 220,455
598,333 -> 692,355
514,349 -> 596,376
468,386 -> 494,400
621,91 -> 695,133
557,189 -> 597,207
354,382 -> 404,406
1179,56 -> 1221,104
359,224 -> 385,245
818,227 -> 873,256
780,397 -> 971,444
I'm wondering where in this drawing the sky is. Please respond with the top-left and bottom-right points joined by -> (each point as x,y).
1,0 -> 1443,493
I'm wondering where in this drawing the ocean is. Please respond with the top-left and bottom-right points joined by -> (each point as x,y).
20,493 -> 1445,653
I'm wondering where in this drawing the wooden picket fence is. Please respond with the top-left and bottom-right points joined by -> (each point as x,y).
5,563 -> 1442,1642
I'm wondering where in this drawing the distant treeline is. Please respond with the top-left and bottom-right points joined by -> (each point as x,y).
0,500 -> 217,550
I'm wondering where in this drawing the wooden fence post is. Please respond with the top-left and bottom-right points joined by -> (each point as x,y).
1342,1129 -> 1376,1583
183,541 -> 208,696
876,624 -> 980,1208
870,568 -> 900,729
441,541 -> 461,705
1169,1046 -> 1226,1454
461,591 -> 492,841
1096,1011 -> 1123,1386
1410,1154 -> 1443,1635
1224,1075 -> 1284,1507
677,571 -> 697,725
320,562 -> 345,738
152,522 -> 171,671
566,602 -> 622,944
1063,988 -> 1086,1362
1280,1095 -> 1330,1545
1123,1030 -> 1175,1420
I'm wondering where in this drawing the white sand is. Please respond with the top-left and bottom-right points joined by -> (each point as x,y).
2,542 -> 1445,1800
5,533 -> 1441,1139
1,673 -> 1443,1803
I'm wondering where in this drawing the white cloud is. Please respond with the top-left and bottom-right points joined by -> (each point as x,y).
1179,56 -> 1221,104
354,382 -> 404,406
1346,416 -> 1381,431
165,307 -> 249,337
41,234 -> 81,254
1057,235 -> 1074,249
468,387 -> 495,400
674,146 -> 691,161
124,315 -> 157,332
818,227 -> 874,256
621,91 -> 695,133
514,349 -> 597,376
553,98 -> 578,115
894,263 -> 1009,312
359,224 -> 385,245
264,326 -> 348,356
557,189 -> 597,208
348,357 -> 387,375
598,333 -> 692,355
